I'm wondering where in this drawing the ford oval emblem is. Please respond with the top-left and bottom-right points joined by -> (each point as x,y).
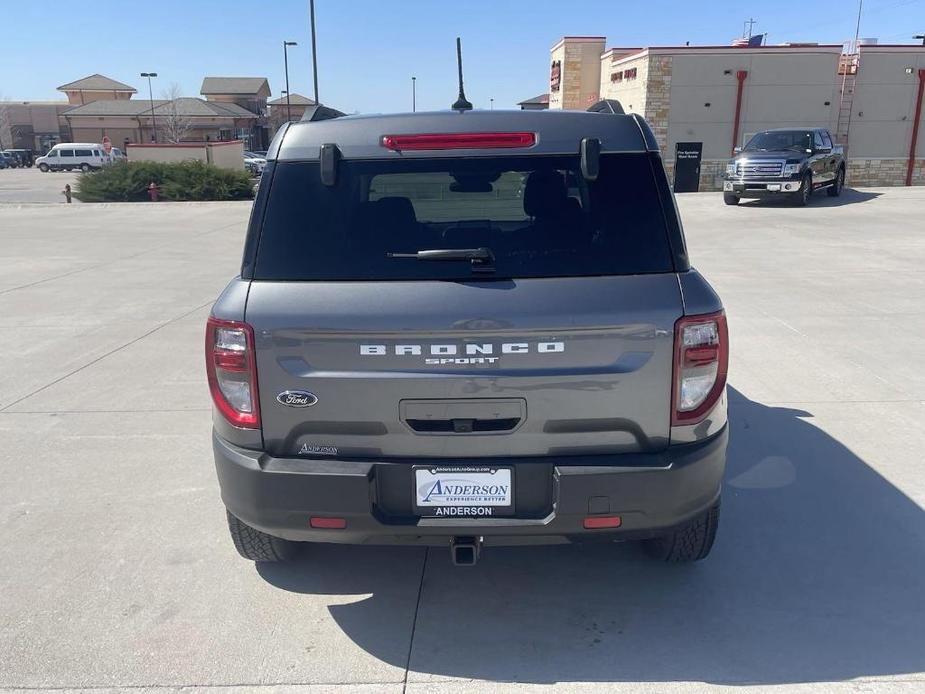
276,390 -> 318,408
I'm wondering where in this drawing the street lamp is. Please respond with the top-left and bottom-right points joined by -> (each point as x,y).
140,72 -> 158,142
490,97 -> 494,111
309,0 -> 319,103
283,41 -> 298,122
412,76 -> 416,112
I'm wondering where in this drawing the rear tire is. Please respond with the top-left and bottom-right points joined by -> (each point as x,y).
827,167 -> 844,197
80,163 -> 91,173
226,511 -> 299,562
723,193 -> 740,206
644,501 -> 720,563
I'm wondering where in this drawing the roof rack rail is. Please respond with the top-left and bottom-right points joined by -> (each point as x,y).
300,104 -> 347,122
587,99 -> 625,115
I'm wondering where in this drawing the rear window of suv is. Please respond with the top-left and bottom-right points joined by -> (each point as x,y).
253,153 -> 674,281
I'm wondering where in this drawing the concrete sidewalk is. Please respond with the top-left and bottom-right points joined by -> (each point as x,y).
1,189 -> 924,693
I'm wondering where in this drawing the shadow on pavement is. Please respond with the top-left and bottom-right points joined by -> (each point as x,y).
258,387 -> 925,684
739,187 -> 881,207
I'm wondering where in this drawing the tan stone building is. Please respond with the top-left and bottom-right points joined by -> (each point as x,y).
57,74 -> 136,105
544,37 -> 925,188
267,92 -> 316,131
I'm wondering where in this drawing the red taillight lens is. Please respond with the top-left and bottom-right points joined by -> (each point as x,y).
672,311 -> 728,425
206,317 -> 260,429
381,132 -> 536,151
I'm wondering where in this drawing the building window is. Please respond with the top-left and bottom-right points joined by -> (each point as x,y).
624,68 -> 638,81
218,129 -> 232,141
610,72 -> 623,83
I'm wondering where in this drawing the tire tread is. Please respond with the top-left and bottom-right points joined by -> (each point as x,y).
226,511 -> 297,562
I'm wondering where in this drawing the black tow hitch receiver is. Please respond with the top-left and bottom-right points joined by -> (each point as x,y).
450,536 -> 482,566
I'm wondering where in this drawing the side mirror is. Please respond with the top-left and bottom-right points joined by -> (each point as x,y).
580,137 -> 601,181
733,146 -> 742,154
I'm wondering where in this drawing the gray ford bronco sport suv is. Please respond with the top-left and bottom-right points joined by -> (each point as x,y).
208,105 -> 729,566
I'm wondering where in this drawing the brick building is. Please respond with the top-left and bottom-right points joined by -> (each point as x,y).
542,37 -> 925,189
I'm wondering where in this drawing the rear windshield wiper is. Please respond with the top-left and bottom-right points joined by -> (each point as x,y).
387,247 -> 496,273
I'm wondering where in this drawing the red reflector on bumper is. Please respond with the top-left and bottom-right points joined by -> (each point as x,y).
310,517 -> 347,529
583,515 -> 622,529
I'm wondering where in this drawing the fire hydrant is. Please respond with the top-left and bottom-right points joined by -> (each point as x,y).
62,184 -> 72,204
147,182 -> 159,202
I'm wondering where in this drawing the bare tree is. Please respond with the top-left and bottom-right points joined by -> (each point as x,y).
0,94 -> 13,150
158,83 -> 192,143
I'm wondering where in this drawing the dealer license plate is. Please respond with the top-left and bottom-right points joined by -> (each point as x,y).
413,466 -> 514,517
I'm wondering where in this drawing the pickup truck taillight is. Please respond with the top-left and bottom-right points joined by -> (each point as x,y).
206,317 -> 260,429
672,311 -> 728,426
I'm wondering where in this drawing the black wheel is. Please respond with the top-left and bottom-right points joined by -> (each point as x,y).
644,501 -> 720,563
38,163 -> 49,172
723,193 -> 740,206
792,174 -> 812,206
80,163 -> 91,173
226,511 -> 299,562
827,167 -> 844,197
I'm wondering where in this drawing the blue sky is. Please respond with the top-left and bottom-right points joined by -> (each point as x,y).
2,0 -> 922,111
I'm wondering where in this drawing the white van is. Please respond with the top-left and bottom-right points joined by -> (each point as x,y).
36,143 -> 108,172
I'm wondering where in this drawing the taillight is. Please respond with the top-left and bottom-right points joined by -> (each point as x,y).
672,311 -> 728,425
381,132 -> 536,151
206,317 -> 260,429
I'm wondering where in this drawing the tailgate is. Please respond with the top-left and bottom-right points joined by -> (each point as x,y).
247,274 -> 681,458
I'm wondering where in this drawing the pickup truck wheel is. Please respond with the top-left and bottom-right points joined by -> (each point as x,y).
827,167 -> 845,197
226,511 -> 299,562
644,501 -> 720,563
723,193 -> 739,206
793,174 -> 812,206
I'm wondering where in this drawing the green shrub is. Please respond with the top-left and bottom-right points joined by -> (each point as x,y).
74,160 -> 254,202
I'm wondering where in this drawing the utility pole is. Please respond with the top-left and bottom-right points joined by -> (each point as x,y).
309,0 -> 319,104
412,76 -> 416,112
283,41 -> 297,122
140,72 -> 158,142
743,18 -> 756,39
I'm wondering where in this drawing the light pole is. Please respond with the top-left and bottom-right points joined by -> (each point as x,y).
412,76 -> 416,112
140,72 -> 158,142
309,0 -> 319,103
490,98 -> 494,111
283,41 -> 298,122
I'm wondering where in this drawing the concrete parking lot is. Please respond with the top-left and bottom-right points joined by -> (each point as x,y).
1,188 -> 924,693
0,167 -> 81,204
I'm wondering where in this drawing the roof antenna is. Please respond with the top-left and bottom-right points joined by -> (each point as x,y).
451,37 -> 473,111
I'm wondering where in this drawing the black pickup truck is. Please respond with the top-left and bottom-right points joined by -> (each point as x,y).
723,128 -> 846,206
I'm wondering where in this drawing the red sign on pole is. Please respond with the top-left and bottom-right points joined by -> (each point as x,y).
102,136 -> 112,155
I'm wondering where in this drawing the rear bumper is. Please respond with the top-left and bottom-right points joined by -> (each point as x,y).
213,427 -> 728,545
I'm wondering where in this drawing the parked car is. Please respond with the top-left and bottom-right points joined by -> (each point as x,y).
0,154 -> 8,169
1,151 -> 19,168
243,151 -> 266,175
208,106 -> 729,566
108,147 -> 126,163
6,149 -> 34,167
35,143 -> 108,172
723,128 -> 846,206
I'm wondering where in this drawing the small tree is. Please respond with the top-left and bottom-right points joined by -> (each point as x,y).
159,83 -> 192,143
0,95 -> 13,150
